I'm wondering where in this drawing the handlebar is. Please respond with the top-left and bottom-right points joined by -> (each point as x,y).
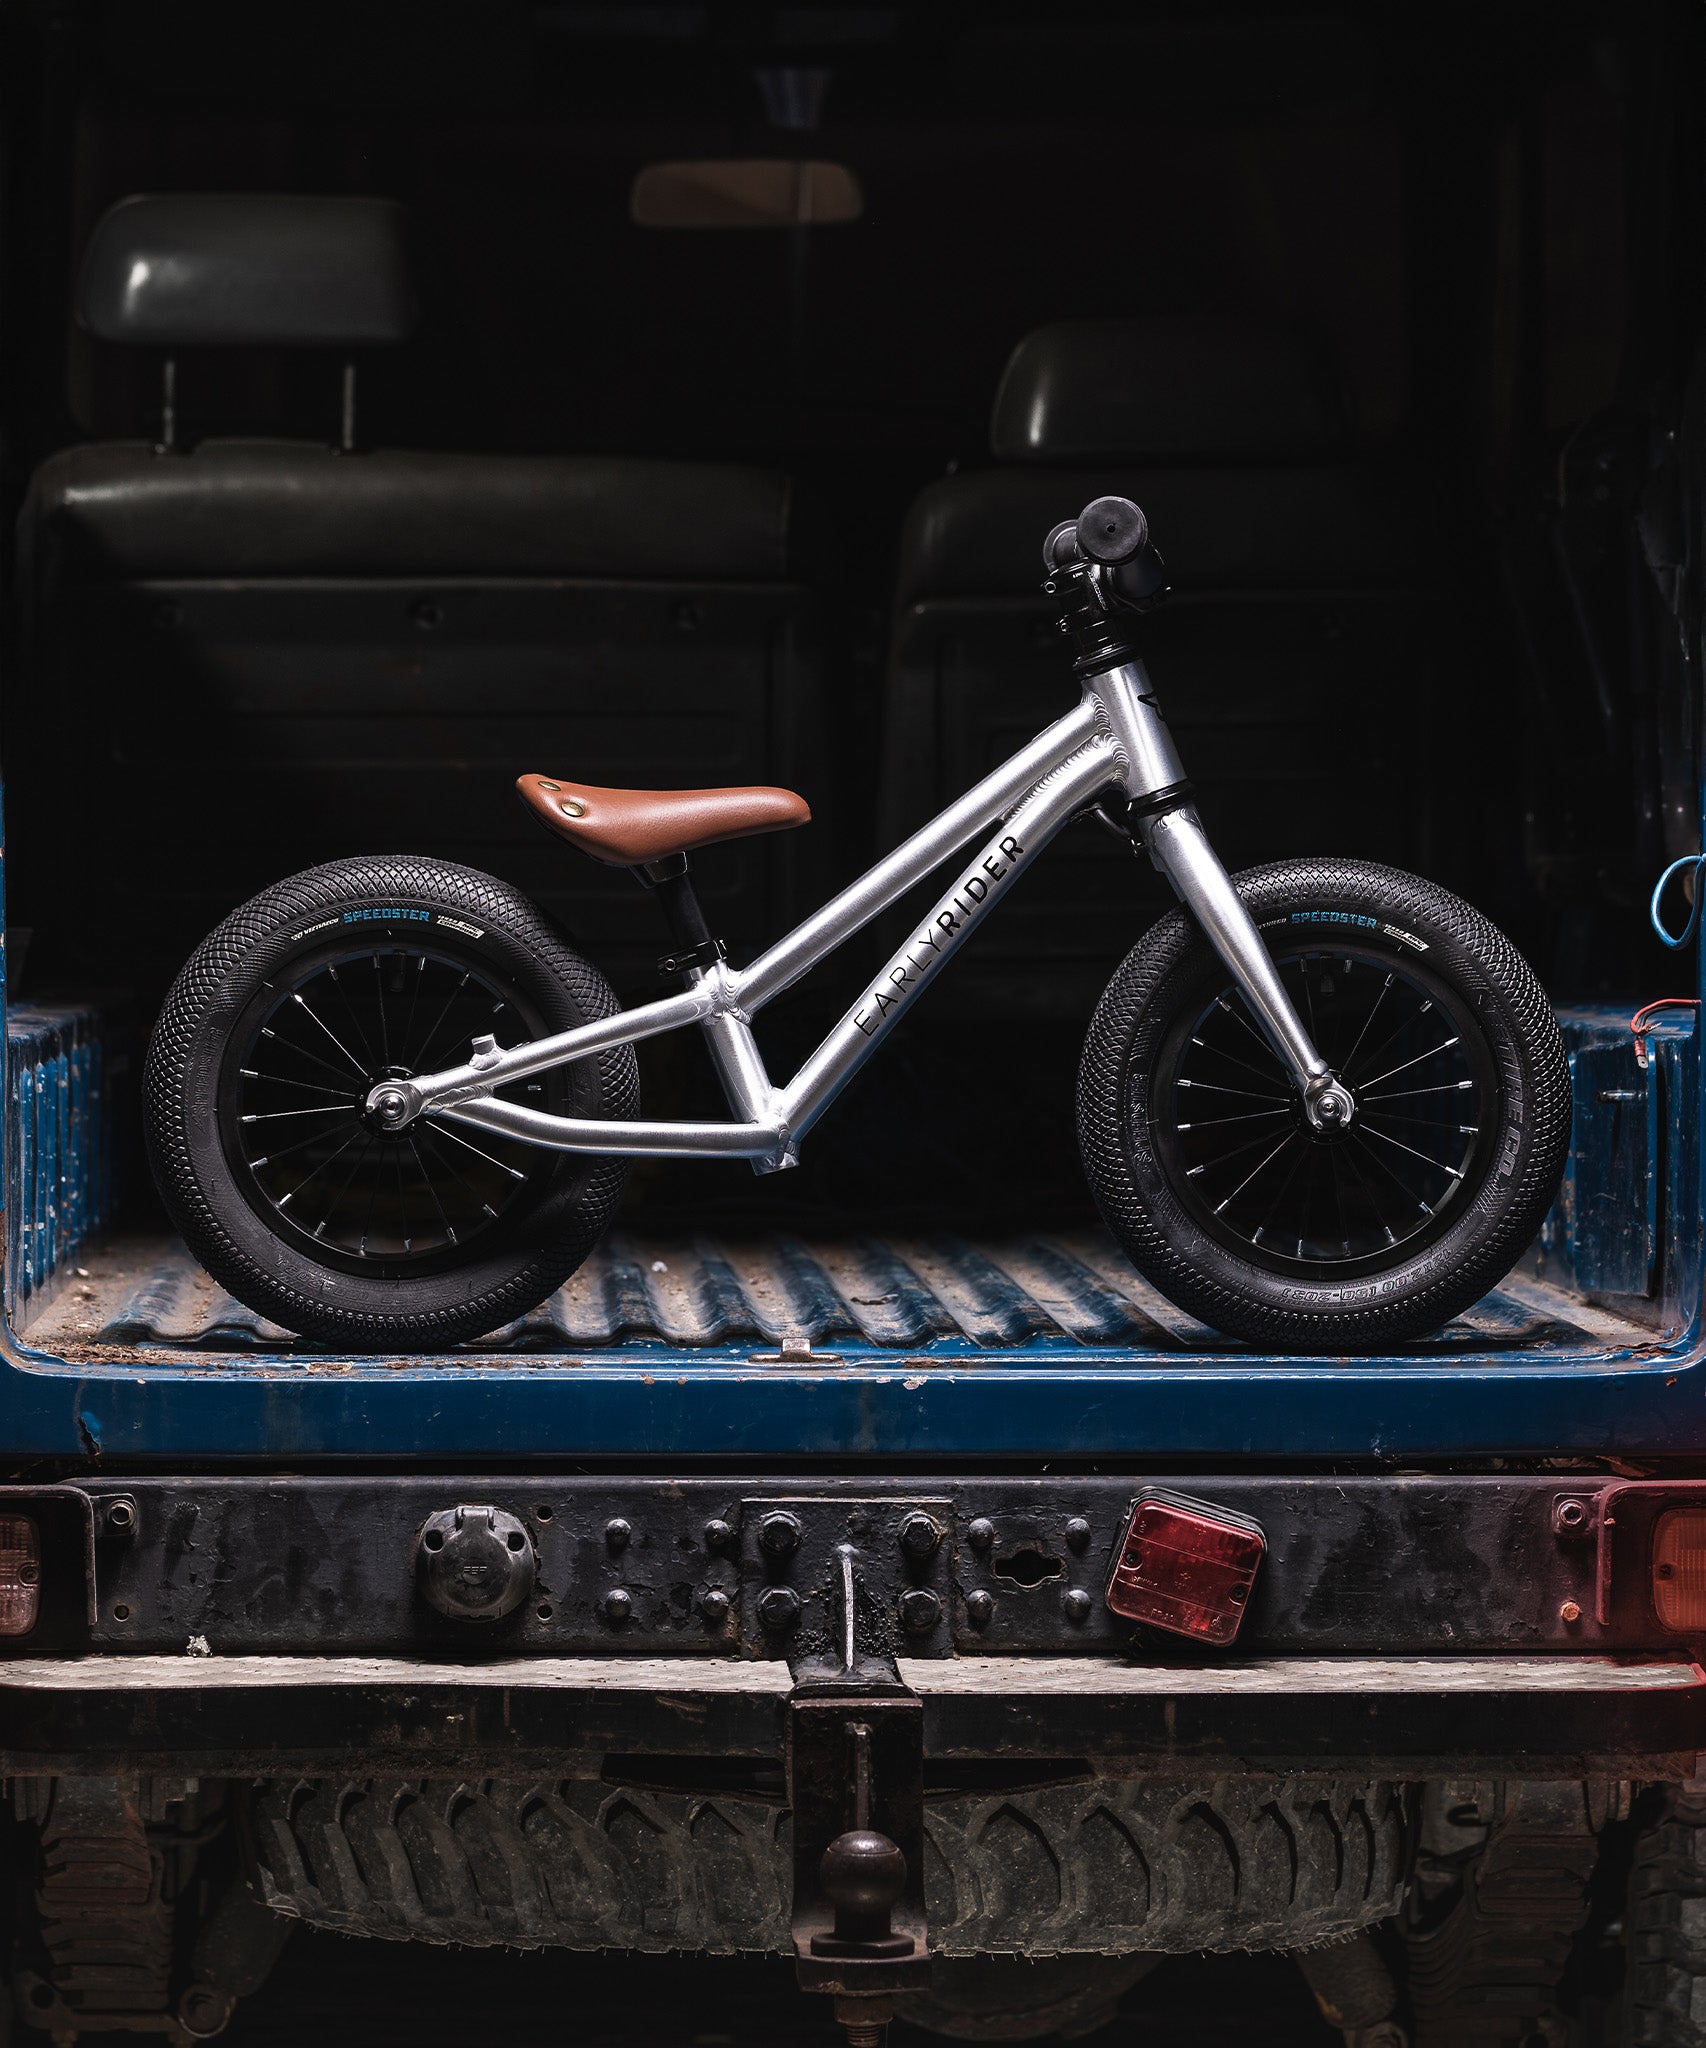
1043,496 -> 1168,609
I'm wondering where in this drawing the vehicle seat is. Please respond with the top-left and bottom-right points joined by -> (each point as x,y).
879,318 -> 1436,1020
11,194 -> 829,1001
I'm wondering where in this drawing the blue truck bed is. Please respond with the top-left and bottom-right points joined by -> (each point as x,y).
3,1003 -> 1700,1464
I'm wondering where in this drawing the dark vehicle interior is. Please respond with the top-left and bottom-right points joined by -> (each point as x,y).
0,0 -> 1701,1352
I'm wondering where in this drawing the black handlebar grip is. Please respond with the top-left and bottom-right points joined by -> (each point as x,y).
1042,519 -> 1081,572
1076,495 -> 1149,566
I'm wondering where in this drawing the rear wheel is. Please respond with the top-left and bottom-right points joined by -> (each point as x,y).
146,855 -> 637,1350
1077,858 -> 1570,1350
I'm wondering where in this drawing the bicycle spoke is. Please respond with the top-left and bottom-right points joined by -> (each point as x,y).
1356,1036 -> 1461,1093
327,964 -> 379,1071
314,1134 -> 377,1241
279,1123 -> 367,1207
1212,1130 -> 1301,1215
408,972 -> 473,1075
1191,1035 -> 1291,1090
258,1027 -> 366,1091
406,1134 -> 460,1245
393,1144 -> 413,1254
1357,1120 -> 1466,1180
372,953 -> 392,1067
425,1117 -> 530,1180
400,953 -> 428,1065
1342,997 -> 1436,1087
1335,970 -> 1393,1080
290,992 -> 367,1078
1339,1135 -> 1402,1243
1176,1079 -> 1290,1103
1216,996 -> 1287,1068
1362,1079 -> 1476,1102
238,1068 -> 357,1103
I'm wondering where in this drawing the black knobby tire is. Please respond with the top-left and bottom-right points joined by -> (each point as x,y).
1077,857 -> 1570,1350
145,855 -> 637,1350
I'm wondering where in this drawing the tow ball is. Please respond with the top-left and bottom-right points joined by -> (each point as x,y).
789,1691 -> 928,2047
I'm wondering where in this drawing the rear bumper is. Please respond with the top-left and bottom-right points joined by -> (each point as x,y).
1,1652 -> 1699,1778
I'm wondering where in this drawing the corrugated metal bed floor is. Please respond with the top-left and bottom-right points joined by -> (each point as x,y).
18,1232 -> 1656,1358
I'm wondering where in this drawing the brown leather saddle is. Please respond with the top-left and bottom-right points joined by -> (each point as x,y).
516,772 -> 810,867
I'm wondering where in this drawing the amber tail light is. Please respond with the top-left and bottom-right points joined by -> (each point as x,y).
0,1513 -> 42,1637
1652,1507 -> 1706,1632
1105,1488 -> 1266,1646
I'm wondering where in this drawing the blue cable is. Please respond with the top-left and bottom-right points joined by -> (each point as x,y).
1651,853 -> 1706,948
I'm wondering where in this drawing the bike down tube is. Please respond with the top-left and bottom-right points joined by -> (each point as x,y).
774,738 -> 1121,1148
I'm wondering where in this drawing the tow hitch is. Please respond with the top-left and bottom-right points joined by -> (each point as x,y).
789,1687 -> 928,2047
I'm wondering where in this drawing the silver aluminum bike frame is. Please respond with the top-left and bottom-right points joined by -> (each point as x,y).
369,660 -> 1354,1171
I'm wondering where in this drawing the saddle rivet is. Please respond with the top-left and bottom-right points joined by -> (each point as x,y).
559,799 -> 587,818
538,779 -> 561,792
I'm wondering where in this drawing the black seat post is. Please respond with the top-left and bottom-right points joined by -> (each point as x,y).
635,854 -> 728,980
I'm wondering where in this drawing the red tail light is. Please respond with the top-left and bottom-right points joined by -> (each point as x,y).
1106,1489 -> 1265,1646
0,1514 -> 42,1637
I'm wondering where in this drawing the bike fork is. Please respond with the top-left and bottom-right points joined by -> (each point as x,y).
1139,804 -> 1354,1132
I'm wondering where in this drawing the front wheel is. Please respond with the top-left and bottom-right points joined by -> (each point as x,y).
145,854 -> 638,1351
1077,858 -> 1571,1350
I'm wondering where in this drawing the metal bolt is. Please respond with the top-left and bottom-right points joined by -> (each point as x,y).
178,1983 -> 236,2038
701,1589 -> 731,1625
105,1498 -> 136,1534
605,1517 -> 631,1552
966,1517 -> 995,1552
1560,1600 -> 1583,1624
602,1588 -> 633,1624
899,1512 -> 941,1560
965,1589 -> 994,1628
757,1585 -> 801,1631
1553,1497 -> 1594,1535
899,1588 -> 941,1634
759,1511 -> 802,1559
704,1518 -> 733,1552
1064,1516 -> 1091,1553
1064,1588 -> 1093,1624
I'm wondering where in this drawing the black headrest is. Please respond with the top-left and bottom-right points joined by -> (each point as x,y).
990,318 -> 1344,463
75,194 -> 419,348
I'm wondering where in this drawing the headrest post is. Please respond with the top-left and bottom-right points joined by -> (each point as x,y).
339,360 -> 357,454
156,356 -> 178,456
